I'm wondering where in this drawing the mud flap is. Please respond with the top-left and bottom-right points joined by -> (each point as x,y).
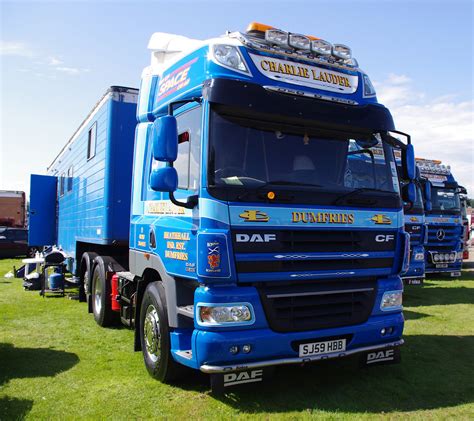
359,347 -> 401,367
210,367 -> 275,394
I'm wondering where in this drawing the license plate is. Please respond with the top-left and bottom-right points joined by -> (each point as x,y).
436,264 -> 448,268
299,339 -> 346,357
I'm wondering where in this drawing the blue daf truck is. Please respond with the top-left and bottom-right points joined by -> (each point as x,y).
29,23 -> 418,392
416,158 -> 464,277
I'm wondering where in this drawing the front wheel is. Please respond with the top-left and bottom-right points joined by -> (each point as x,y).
140,281 -> 185,382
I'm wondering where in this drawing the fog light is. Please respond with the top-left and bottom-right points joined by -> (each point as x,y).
229,345 -> 239,355
381,328 -> 387,336
242,344 -> 252,353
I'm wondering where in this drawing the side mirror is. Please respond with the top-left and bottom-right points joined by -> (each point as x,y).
401,143 -> 416,181
402,182 -> 416,205
149,167 -> 178,192
152,115 -> 178,162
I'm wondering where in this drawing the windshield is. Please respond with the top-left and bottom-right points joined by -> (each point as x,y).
430,187 -> 460,214
404,184 -> 424,215
208,109 -> 400,207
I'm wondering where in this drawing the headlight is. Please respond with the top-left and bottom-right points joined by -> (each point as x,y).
457,251 -> 463,260
381,291 -> 403,311
310,39 -> 332,56
288,33 -> 310,50
212,44 -> 249,73
265,29 -> 289,47
444,253 -> 450,261
332,44 -> 352,60
450,252 -> 456,261
433,254 -> 440,262
197,303 -> 254,326
414,252 -> 425,261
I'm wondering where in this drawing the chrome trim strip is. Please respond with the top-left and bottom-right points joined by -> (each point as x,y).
266,287 -> 374,299
200,339 -> 404,373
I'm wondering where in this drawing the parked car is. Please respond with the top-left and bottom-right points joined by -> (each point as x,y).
0,227 -> 35,258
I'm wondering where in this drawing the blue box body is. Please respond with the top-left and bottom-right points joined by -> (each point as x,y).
34,87 -> 138,272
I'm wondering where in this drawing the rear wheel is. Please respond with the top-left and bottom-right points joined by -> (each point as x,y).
91,257 -> 117,327
140,281 -> 185,382
79,252 -> 98,304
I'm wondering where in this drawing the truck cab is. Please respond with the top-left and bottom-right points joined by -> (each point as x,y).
126,23 -> 417,389
417,159 -> 464,277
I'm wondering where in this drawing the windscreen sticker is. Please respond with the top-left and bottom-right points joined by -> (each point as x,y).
249,53 -> 358,94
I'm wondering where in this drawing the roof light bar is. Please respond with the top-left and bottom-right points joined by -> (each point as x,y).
288,33 -> 311,51
310,39 -> 332,56
246,22 -> 274,33
265,29 -> 289,47
332,44 -> 352,60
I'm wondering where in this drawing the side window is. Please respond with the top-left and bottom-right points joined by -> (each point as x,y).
67,166 -> 74,192
59,173 -> 65,197
174,106 -> 202,190
87,122 -> 97,160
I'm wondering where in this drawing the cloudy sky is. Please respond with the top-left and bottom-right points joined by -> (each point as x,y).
1,0 -> 473,195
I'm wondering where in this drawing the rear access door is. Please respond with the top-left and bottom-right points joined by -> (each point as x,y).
29,174 -> 57,246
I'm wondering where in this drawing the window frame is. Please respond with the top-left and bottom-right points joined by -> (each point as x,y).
59,172 -> 66,197
67,165 -> 74,192
87,122 -> 97,160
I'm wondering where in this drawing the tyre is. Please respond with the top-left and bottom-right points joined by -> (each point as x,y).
140,281 -> 185,382
91,257 -> 117,327
79,252 -> 98,304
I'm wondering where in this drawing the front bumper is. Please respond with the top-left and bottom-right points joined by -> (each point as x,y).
200,339 -> 404,373
194,312 -> 404,370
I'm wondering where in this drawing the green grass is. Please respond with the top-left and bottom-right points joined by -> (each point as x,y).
1,258 -> 473,420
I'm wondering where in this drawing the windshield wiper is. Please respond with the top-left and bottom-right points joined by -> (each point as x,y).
333,188 -> 385,205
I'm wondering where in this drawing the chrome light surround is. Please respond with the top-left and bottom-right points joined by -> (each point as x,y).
265,29 -> 289,47
288,33 -> 311,51
332,44 -> 352,60
380,290 -> 403,311
197,302 -> 255,327
414,252 -> 425,261
212,44 -> 249,74
310,39 -> 332,56
363,74 -> 377,97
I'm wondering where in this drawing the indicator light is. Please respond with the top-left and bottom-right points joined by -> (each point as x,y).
267,191 -> 275,200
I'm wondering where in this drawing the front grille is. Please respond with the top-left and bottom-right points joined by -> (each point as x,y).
232,229 -> 396,253
256,278 -> 377,332
427,224 -> 462,246
237,258 -> 393,273
405,224 -> 423,246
